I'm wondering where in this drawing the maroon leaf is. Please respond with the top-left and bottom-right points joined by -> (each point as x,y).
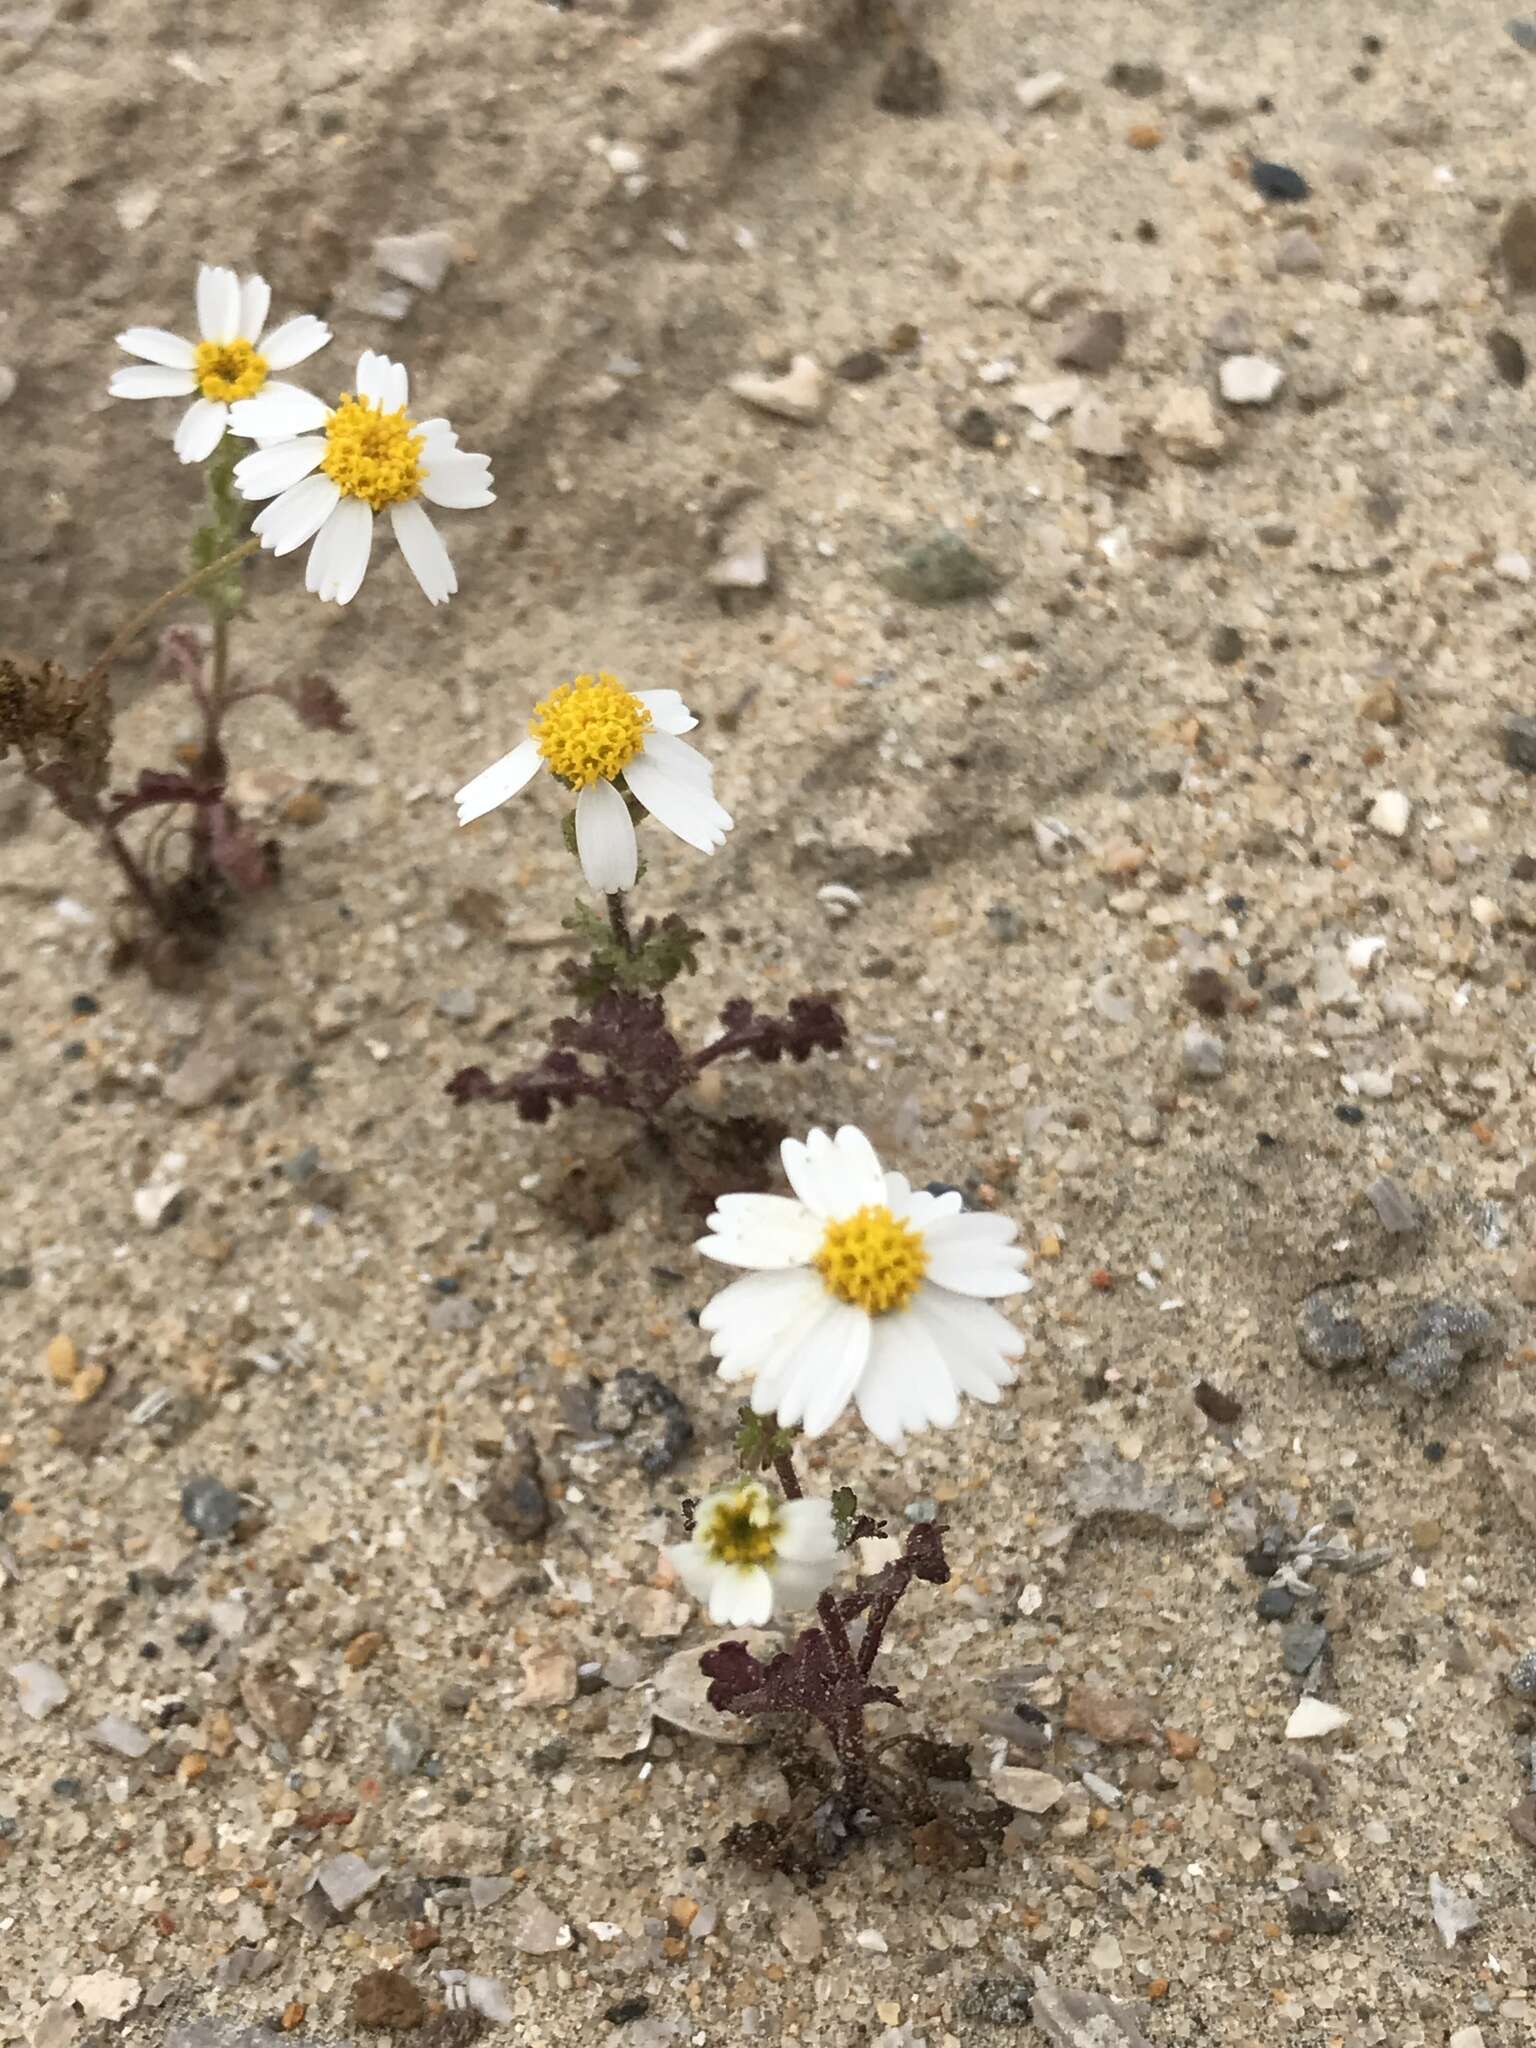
206,801 -> 273,893
284,673 -> 355,734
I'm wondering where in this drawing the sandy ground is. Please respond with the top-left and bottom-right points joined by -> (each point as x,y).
3,1 -> 1536,2043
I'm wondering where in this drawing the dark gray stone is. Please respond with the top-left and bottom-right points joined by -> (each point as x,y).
1504,714 -> 1536,772
1053,309 -> 1127,373
874,43 -> 945,115
594,1368 -> 694,1475
876,530 -> 1001,605
179,1475 -> 242,1540
1385,1298 -> 1494,1396
1256,1585 -> 1296,1622
961,1977 -> 1034,2026
1297,1289 -> 1369,1371
1282,1620 -> 1329,1676
480,1436 -> 551,1543
1104,59 -> 1164,97
1507,1649 -> 1536,1700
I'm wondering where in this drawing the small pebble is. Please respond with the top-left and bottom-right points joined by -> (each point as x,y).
1219,355 -> 1285,406
1501,196 -> 1536,292
373,228 -> 455,292
873,43 -> 945,116
1368,789 -> 1411,838
835,348 -> 887,383
1274,228 -> 1324,274
1104,59 -> 1164,98
1053,308 -> 1126,372
1251,159 -> 1310,202
1507,1650 -> 1536,1700
1285,1697 -> 1349,1740
180,1475 -> 243,1541
10,1659 -> 69,1721
877,530 -> 1000,605
1488,329 -> 1528,387
1015,71 -> 1068,112
1504,714 -> 1536,772
1180,1022 -> 1225,1080
727,354 -> 826,423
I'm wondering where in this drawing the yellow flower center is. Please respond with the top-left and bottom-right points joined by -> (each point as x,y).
194,338 -> 268,404
814,1204 -> 928,1315
531,673 -> 651,790
701,1482 -> 780,1568
320,394 -> 425,511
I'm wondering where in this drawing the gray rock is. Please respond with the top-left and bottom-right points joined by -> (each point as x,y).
1256,1585 -> 1296,1622
481,1435 -> 551,1543
1385,1299 -> 1494,1396
506,1888 -> 569,1954
180,1475 -> 243,1540
877,530 -> 1001,605
1504,714 -> 1536,772
427,1294 -> 484,1334
373,228 -> 456,292
1208,309 -> 1254,354
1282,1620 -> 1329,1676
1275,229 -> 1324,275
212,1948 -> 277,1989
594,1368 -> 694,1475
961,1976 -> 1034,2027
314,1851 -> 384,1913
10,1659 -> 68,1720
1104,59 -> 1163,98
384,1712 -> 429,1776
1031,1974 -> 1152,2048
165,1038 -> 244,1109
1366,1175 -> 1419,1235
1053,309 -> 1126,372
1506,1649 -> 1536,1700
1501,197 -> 1536,294
1511,18 -> 1536,51
1298,1289 -> 1369,1371
435,988 -> 481,1022
90,1713 -> 152,1758
1180,1022 -> 1225,1080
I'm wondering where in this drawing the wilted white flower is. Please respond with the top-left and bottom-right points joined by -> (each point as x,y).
454,672 -> 732,893
664,1479 -> 840,1627
109,263 -> 330,465
229,351 -> 493,606
697,1124 -> 1029,1448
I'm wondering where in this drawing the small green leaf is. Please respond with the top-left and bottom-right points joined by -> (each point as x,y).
831,1486 -> 859,1547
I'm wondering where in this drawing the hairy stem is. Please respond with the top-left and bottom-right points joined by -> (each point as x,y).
772,1452 -> 803,1501
102,818 -> 168,929
81,538 -> 260,694
606,890 -> 635,956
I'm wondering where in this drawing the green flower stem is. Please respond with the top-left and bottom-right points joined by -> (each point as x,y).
80,537 -> 260,695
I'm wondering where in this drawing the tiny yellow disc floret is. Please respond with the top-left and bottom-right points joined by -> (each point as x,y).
531,672 -> 652,790
195,338 -> 268,404
321,394 -> 425,511
814,1204 -> 927,1315
701,1481 -> 781,1567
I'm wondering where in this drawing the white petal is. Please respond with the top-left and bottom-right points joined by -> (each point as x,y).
636,730 -> 713,785
854,1314 -> 960,1447
455,739 -> 542,825
626,750 -> 732,856
730,1277 -> 849,1415
749,1294 -> 860,1425
634,689 -> 697,735
775,1498 -> 840,1563
709,1564 -> 773,1628
890,1175 -> 963,1227
909,1285 -> 1022,1399
574,778 -> 637,893
115,326 -> 195,368
662,1540 -> 720,1609
922,1239 -> 1031,1298
173,397 -> 229,463
229,385 -> 331,440
795,1305 -> 875,1438
254,473 -> 341,556
701,1268 -> 826,1382
781,1125 -> 886,1221
421,450 -> 496,510
696,1193 -> 821,1271
259,313 -> 331,371
233,437 -> 326,500
921,1209 -> 1020,1250
770,1556 -> 839,1614
391,499 -> 457,605
196,263 -> 240,344
355,350 -> 406,410
238,273 -> 271,343
109,363 -> 198,399
305,497 -> 373,604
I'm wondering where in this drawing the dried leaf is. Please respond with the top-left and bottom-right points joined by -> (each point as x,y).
283,673 -> 355,734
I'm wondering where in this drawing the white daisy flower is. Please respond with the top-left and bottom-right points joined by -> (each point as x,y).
697,1125 -> 1030,1449
454,672 -> 732,894
228,351 -> 494,606
664,1479 -> 841,1628
109,263 -> 331,465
